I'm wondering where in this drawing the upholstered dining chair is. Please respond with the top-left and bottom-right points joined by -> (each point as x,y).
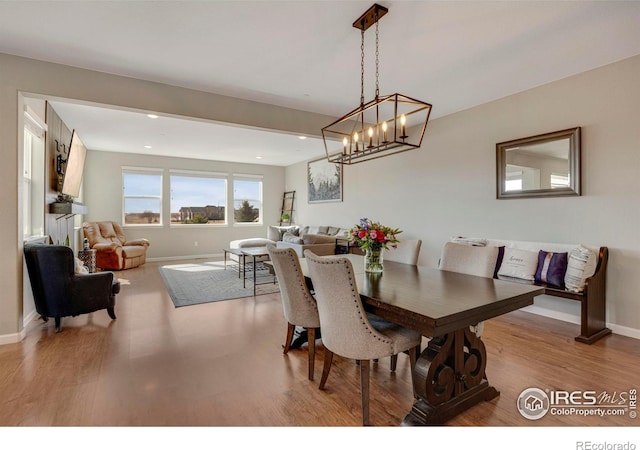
266,244 -> 321,381
438,241 -> 501,337
304,250 -> 421,426
383,239 -> 422,265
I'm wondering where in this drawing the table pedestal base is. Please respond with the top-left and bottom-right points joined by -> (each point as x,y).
402,327 -> 499,425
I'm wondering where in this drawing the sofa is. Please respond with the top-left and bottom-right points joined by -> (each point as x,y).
82,221 -> 150,270
440,237 -> 610,343
228,224 -> 349,261
275,225 -> 349,257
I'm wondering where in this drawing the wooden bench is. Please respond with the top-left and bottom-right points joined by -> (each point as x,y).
445,239 -> 611,344
526,246 -> 610,344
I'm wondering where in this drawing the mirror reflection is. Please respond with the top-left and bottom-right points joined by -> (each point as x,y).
497,127 -> 581,199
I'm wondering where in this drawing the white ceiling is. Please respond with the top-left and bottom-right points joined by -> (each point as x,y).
3,1 -> 640,166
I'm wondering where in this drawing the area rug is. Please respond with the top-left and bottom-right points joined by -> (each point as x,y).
159,260 -> 279,307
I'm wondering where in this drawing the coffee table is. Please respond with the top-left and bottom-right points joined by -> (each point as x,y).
223,247 -> 275,296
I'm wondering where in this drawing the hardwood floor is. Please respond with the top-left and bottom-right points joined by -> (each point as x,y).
2,258 -> 639,429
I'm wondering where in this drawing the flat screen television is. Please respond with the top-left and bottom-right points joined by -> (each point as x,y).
61,130 -> 87,198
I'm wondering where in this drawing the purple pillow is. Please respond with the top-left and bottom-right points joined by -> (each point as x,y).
535,250 -> 568,289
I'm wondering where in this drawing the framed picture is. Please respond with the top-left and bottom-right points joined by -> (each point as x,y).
307,157 -> 343,203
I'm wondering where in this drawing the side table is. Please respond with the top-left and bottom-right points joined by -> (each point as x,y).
78,249 -> 97,273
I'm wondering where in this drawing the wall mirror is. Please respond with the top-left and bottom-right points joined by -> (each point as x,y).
496,127 -> 581,199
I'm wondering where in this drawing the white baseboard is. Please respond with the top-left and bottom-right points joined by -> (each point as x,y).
523,305 -> 640,341
0,328 -> 26,346
22,309 -> 39,328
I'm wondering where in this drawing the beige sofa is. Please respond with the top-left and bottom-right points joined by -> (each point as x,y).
276,225 -> 349,257
229,225 -> 349,261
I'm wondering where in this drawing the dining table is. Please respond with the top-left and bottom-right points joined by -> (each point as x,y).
297,254 -> 544,425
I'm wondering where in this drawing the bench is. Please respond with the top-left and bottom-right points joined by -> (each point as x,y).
440,239 -> 611,344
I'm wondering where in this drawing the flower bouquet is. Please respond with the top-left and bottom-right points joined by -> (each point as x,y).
349,218 -> 402,272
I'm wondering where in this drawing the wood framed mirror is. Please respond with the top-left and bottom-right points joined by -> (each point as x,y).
496,127 -> 581,199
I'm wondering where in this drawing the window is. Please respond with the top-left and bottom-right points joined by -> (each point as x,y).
170,170 -> 227,225
122,167 -> 163,226
23,109 -> 45,238
233,175 -> 263,224
550,173 -> 570,189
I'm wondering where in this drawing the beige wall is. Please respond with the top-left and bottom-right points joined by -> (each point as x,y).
286,55 -> 640,335
83,151 -> 286,259
0,52 -> 335,340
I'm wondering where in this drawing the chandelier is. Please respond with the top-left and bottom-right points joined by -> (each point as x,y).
322,4 -> 432,165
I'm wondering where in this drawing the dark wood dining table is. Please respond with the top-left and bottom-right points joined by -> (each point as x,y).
297,254 -> 544,425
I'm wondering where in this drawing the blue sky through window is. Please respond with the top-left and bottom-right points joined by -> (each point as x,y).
170,176 -> 226,213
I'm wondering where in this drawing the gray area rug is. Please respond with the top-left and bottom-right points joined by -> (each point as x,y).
159,260 -> 279,307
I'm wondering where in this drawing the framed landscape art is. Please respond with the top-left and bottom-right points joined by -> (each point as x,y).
307,157 -> 342,203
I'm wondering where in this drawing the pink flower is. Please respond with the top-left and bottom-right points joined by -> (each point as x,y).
369,230 -> 378,240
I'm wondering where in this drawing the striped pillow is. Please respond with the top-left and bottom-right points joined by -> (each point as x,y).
564,245 -> 598,293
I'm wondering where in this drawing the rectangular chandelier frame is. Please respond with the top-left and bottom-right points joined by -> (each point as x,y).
322,93 -> 432,165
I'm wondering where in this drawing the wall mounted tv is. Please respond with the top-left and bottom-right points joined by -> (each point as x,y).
61,130 -> 87,199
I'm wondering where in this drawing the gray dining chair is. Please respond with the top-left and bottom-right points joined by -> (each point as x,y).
438,241 -> 501,336
267,244 -> 321,381
304,250 -> 421,426
383,239 -> 422,265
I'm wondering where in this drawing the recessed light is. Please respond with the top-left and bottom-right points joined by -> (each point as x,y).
256,156 -> 263,159
147,114 -> 159,119
144,145 -> 152,149
298,136 -> 307,140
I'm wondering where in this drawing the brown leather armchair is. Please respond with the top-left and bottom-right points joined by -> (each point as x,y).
82,221 -> 150,270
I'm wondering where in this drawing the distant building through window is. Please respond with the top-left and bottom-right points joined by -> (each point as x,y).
170,170 -> 227,225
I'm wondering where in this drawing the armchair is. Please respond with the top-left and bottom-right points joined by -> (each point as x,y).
82,221 -> 150,270
23,243 -> 120,332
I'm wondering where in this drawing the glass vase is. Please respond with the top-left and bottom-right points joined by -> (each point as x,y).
365,248 -> 384,273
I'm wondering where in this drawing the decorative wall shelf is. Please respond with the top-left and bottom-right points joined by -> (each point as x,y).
49,202 -> 88,216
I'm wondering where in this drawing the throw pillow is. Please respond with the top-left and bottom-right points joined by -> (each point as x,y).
267,225 -> 299,241
282,232 -> 303,244
564,245 -> 598,293
451,236 -> 488,247
75,257 -> 89,274
535,250 -> 568,289
497,248 -> 539,281
327,226 -> 341,235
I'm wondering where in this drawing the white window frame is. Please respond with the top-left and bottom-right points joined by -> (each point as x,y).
232,174 -> 263,226
169,169 -> 228,227
122,167 -> 164,227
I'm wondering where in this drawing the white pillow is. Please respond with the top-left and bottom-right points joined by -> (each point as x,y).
497,248 -> 539,281
564,245 -> 598,293
75,257 -> 89,274
450,236 -> 487,247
